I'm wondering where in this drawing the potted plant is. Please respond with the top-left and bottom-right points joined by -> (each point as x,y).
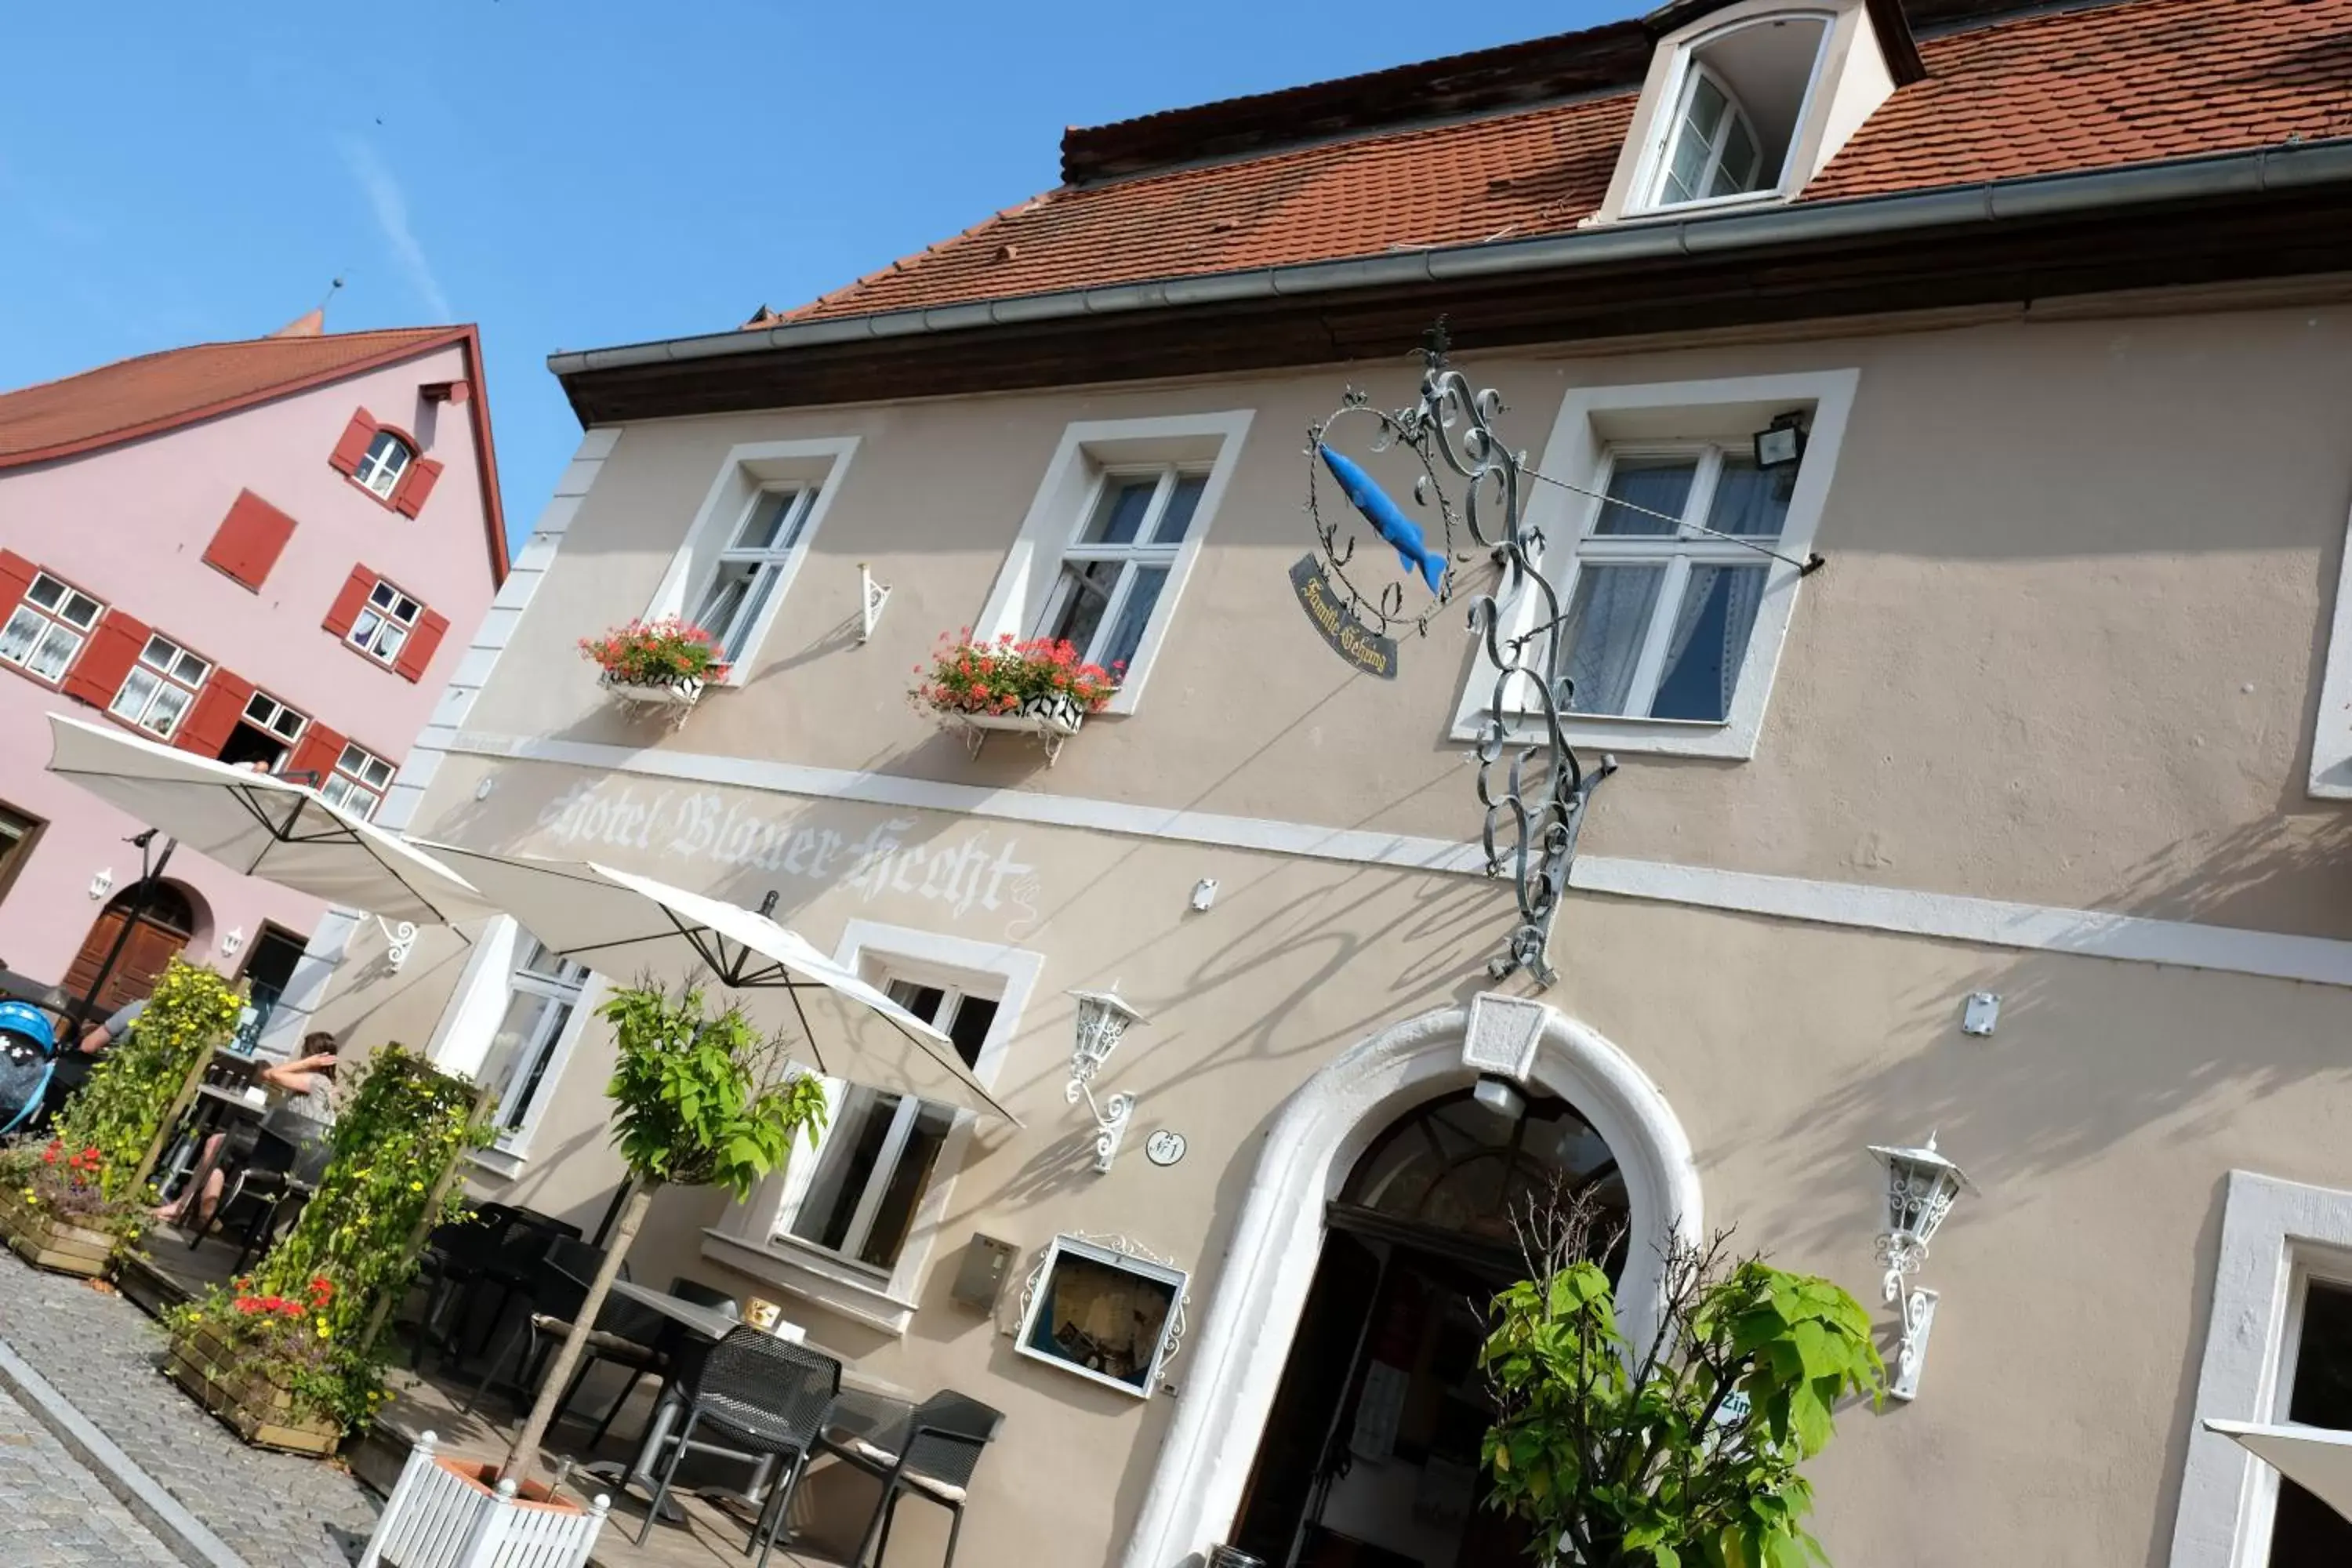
0,957 -> 245,1274
913,630 -> 1117,754
354,985 -> 826,1568
162,1045 -> 488,1454
0,1138 -> 146,1277
579,618 -> 728,708
1478,1188 -> 1884,1568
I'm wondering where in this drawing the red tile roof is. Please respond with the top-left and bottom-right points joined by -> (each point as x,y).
781,0 -> 2350,326
0,325 -> 509,580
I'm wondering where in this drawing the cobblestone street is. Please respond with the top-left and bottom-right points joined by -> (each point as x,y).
0,1378 -> 180,1566
0,1247 -> 379,1568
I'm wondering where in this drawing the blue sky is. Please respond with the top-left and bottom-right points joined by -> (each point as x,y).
1,2 -> 1620,539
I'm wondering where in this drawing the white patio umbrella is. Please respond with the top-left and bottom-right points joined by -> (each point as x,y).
2206,1418 -> 2352,1524
412,840 -> 1018,1123
45,713 -> 488,925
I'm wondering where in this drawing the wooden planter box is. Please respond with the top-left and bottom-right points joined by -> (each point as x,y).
358,1432 -> 612,1568
0,1189 -> 118,1279
166,1323 -> 345,1457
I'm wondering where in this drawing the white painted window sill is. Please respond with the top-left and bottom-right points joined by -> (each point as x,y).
469,1144 -> 528,1179
701,1227 -> 920,1336
1452,710 -> 1756,761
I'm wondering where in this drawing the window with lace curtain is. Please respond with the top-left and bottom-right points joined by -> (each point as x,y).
1557,445 -> 1791,724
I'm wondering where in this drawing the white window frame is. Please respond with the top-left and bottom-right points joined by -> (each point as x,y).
1033,464 -> 1209,680
354,430 -> 413,499
0,572 -> 104,684
319,742 -> 396,822
644,437 -> 858,686
238,690 -> 310,762
1618,9 -> 1837,222
972,409 -> 1254,715
1648,64 -> 1767,210
108,633 -> 211,739
1452,370 -> 1857,760
424,916 -> 605,1176
704,920 -> 1043,1335
2305,493 -> 2352,797
348,578 -> 423,666
693,486 -> 822,666
2169,1171 -> 2352,1566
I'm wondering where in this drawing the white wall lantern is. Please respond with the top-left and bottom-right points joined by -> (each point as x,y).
1068,985 -> 1146,1174
88,867 -> 113,900
1867,1132 -> 1973,1401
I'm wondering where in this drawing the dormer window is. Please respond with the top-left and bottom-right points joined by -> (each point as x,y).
1658,69 -> 1766,205
1633,13 -> 1834,214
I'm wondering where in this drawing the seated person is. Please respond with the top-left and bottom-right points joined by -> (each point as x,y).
158,1032 -> 339,1231
38,996 -> 147,1126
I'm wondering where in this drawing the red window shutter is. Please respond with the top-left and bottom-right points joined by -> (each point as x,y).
174,670 -> 256,757
60,612 -> 152,710
391,457 -> 444,518
0,550 -> 35,622
323,566 -> 375,639
393,607 -> 450,683
328,410 -> 379,477
286,724 -> 347,789
201,490 -> 298,591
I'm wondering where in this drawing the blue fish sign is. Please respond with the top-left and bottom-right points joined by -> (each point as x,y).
1319,445 -> 1447,595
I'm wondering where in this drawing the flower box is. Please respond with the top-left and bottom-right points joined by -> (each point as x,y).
167,1323 -> 345,1455
596,670 -> 707,709
0,1188 -> 117,1279
357,1431 -> 611,1568
959,691 -> 1086,737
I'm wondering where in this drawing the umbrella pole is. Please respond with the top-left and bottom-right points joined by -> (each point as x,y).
63,834 -> 175,1047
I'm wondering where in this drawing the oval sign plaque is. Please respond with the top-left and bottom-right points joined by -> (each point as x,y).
1145,1130 -> 1187,1167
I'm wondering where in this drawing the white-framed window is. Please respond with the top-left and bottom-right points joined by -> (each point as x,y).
1654,67 -> 1765,206
1454,370 -> 1857,760
318,742 -> 395,821
1036,466 -> 1207,677
108,633 -> 210,739
784,974 -> 999,1272
646,437 -> 857,683
487,937 -> 593,1150
0,572 -> 103,683
704,920 -> 1043,1335
217,689 -> 309,771
694,486 -> 820,664
1556,446 -> 1788,724
354,430 -> 413,499
1621,13 -> 1837,220
971,409 -> 1254,713
347,579 -> 421,666
2170,1171 -> 2352,1567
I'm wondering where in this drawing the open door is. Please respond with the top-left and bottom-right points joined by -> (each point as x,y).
1232,1231 -> 1385,1564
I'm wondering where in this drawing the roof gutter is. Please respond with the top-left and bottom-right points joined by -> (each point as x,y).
549,137 -> 2352,381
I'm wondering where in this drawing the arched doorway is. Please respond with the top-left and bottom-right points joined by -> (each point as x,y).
1122,996 -> 1701,1568
1230,1088 -> 1628,1568
63,880 -> 198,1014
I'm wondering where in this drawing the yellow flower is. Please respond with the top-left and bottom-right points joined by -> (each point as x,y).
316,1320 -> 332,1338
409,1181 -> 424,1192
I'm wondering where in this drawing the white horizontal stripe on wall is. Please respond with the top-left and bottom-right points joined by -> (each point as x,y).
437,730 -> 2352,990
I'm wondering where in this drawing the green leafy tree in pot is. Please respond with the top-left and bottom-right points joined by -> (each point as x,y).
501,982 -> 829,1484
1480,1187 -> 1884,1568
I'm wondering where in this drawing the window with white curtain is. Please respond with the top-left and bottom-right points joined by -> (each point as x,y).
0,572 -> 103,683
109,634 -> 210,739
1557,446 -> 1791,725
781,974 -> 998,1273
488,938 -> 591,1147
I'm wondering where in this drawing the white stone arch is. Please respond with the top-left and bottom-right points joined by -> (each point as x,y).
1120,994 -> 1703,1568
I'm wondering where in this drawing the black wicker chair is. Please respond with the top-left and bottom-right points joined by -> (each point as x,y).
635,1327 -> 841,1568
822,1390 -> 1004,1568
448,1207 -> 583,1367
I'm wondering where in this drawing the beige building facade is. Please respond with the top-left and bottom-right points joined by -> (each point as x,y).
305,1 -> 2352,1563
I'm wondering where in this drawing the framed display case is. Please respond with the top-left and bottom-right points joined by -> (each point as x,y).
1015,1233 -> 1189,1399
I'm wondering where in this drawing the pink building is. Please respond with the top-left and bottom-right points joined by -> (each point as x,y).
0,318 -> 506,1043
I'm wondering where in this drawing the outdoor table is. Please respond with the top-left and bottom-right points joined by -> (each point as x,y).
157,1076 -> 268,1208
586,1279 -> 914,1523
